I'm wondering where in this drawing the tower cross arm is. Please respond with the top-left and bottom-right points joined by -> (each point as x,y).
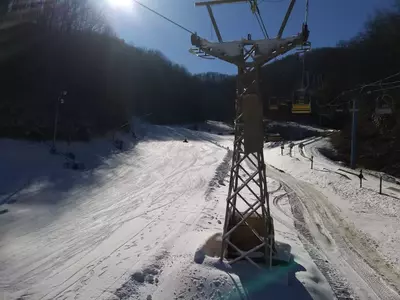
191,28 -> 309,66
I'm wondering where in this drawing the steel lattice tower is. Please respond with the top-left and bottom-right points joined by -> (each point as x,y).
191,0 -> 310,268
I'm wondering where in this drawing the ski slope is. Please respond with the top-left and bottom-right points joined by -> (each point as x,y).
0,123 -> 226,299
2,121 -> 399,300
264,136 -> 400,300
0,122 -> 334,300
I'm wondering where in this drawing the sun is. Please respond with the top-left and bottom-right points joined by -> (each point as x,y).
107,0 -> 133,10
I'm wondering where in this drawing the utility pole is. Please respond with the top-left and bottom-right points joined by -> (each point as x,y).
350,97 -> 358,169
51,91 -> 67,153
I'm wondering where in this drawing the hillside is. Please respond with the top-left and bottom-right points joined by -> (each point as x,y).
0,0 -> 235,141
1,0 -> 400,175
260,4 -> 400,175
0,28 -> 235,140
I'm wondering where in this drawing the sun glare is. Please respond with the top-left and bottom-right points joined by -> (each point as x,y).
107,0 -> 133,10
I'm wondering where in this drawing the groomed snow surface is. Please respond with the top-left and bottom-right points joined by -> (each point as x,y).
265,136 -> 400,300
0,121 -> 399,300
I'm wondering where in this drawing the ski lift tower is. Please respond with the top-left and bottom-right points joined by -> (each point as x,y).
191,0 -> 310,268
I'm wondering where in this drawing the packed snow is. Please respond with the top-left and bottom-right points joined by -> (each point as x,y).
1,121 -> 399,300
264,136 -> 400,299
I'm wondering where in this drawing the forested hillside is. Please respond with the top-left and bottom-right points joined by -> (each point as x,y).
0,0 -> 235,140
262,6 -> 400,113
1,0 -> 400,174
259,3 -> 400,175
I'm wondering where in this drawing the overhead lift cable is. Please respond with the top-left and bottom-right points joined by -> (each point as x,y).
250,0 -> 270,38
254,13 -> 268,38
132,0 -> 195,35
132,0 -> 271,40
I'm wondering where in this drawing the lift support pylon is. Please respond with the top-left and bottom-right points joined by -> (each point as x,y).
191,0 -> 310,268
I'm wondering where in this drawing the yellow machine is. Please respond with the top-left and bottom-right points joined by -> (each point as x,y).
292,89 -> 311,114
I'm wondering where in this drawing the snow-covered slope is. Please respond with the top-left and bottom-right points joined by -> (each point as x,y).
267,121 -> 331,134
264,137 -> 400,299
0,122 -> 334,300
0,123 -> 225,299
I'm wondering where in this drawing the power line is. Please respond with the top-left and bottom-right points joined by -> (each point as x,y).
322,71 -> 400,108
320,84 -> 400,110
132,0 -> 194,35
367,84 -> 400,94
368,71 -> 400,86
373,80 -> 400,87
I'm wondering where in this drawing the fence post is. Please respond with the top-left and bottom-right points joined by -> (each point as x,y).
281,144 -> 284,156
359,170 -> 364,188
289,143 -> 294,157
379,176 -> 383,194
311,155 -> 314,169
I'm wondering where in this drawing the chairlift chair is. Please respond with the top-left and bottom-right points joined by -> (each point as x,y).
335,103 -> 347,114
292,88 -> 311,114
335,108 -> 344,113
375,94 -> 394,115
268,97 -> 279,110
296,41 -> 311,53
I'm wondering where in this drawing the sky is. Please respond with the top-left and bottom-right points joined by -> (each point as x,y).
102,0 -> 395,74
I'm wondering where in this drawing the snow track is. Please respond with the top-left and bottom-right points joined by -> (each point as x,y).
3,122 -> 399,300
267,163 -> 400,300
0,126 -> 228,300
